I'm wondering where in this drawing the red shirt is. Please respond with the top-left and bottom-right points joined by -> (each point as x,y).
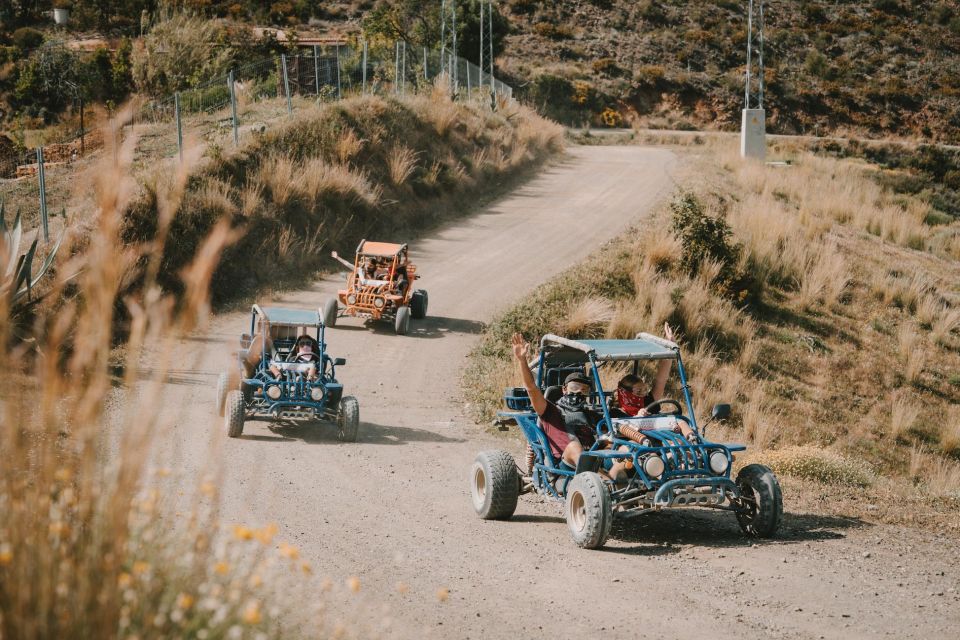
538,401 -> 597,459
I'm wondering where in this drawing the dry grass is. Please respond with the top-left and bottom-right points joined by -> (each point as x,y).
335,127 -> 365,164
744,446 -> 875,488
890,390 -> 920,442
386,145 -> 419,185
299,158 -> 380,206
931,305 -> 960,346
897,323 -> 927,385
941,406 -> 960,457
797,242 -> 848,309
561,297 -> 615,336
0,113 -> 311,638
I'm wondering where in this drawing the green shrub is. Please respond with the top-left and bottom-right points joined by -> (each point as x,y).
670,192 -> 742,287
748,446 -> 875,487
11,27 -> 43,52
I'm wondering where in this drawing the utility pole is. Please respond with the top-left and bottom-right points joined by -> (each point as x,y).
740,0 -> 766,160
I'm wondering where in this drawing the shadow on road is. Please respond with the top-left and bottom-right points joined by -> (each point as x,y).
608,508 -> 867,550
239,418 -> 465,446
323,315 -> 485,338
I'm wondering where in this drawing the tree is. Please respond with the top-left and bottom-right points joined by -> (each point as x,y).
362,0 -> 508,67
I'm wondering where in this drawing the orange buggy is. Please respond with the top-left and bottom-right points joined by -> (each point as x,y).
323,240 -> 428,335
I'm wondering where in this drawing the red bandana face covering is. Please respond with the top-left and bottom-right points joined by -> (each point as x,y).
617,387 -> 647,416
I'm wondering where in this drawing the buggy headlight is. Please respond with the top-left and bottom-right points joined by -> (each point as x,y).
266,385 -> 281,400
373,297 -> 385,309
347,294 -> 357,305
310,387 -> 324,401
709,451 -> 729,474
643,455 -> 665,478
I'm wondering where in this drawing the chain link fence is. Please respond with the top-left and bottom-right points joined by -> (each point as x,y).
1,43 -> 513,245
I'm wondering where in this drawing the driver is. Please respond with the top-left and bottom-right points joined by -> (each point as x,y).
511,333 -> 600,468
269,335 -> 321,381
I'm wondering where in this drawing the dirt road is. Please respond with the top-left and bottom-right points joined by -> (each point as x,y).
155,145 -> 959,639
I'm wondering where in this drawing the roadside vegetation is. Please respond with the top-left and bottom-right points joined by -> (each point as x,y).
114,85 -> 562,310
0,112 -> 318,639
465,137 -> 960,531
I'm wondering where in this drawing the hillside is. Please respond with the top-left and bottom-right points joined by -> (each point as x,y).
500,0 -> 960,141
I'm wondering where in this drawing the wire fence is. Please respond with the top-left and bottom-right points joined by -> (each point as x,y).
0,43 -> 513,245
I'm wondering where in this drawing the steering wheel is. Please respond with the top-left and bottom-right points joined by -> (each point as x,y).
642,398 -> 683,416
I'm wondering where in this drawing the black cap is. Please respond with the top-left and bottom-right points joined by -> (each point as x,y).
564,372 -> 592,387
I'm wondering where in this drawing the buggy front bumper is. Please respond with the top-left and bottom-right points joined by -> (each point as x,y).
652,477 -> 740,507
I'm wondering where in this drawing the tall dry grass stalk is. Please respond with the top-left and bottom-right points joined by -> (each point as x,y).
0,112 -> 309,639
890,390 -> 920,441
562,297 -> 615,336
387,145 -> 419,185
897,323 -> 926,384
940,406 -> 960,457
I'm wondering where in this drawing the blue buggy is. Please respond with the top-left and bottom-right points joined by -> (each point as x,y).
470,333 -> 782,549
216,305 -> 360,441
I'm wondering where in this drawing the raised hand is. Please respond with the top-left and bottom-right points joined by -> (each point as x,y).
663,322 -> 676,343
511,333 -> 530,362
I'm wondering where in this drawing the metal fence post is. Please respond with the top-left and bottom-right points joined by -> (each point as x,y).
174,92 -> 183,162
401,41 -> 406,93
281,54 -> 293,114
423,47 -> 428,81
362,41 -> 368,94
394,42 -> 400,94
37,147 -> 48,242
228,70 -> 239,146
313,45 -> 320,95
335,44 -> 342,99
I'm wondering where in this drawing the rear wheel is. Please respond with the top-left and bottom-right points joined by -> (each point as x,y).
735,464 -> 783,538
216,371 -> 229,416
471,451 -> 519,520
566,472 -> 612,549
225,390 -> 245,438
322,298 -> 338,328
337,396 -> 360,442
394,306 -> 411,335
411,289 -> 428,319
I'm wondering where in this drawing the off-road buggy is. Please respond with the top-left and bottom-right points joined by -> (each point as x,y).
470,333 -> 782,549
215,305 -> 360,441
322,240 -> 427,335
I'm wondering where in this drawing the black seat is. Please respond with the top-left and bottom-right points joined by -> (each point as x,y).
544,385 -> 562,404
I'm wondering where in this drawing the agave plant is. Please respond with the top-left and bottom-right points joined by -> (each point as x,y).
0,201 -> 64,309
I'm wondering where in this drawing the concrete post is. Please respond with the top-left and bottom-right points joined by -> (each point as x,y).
740,108 -> 766,160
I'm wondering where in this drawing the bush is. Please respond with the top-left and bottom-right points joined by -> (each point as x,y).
11,27 -> 43,52
670,192 -> 742,287
592,57 -> 621,76
131,13 -> 233,95
748,446 -> 876,487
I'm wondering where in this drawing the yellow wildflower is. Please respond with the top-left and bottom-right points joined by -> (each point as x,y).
132,561 -> 150,576
54,468 -> 72,482
249,574 -> 263,588
347,576 -> 361,593
242,601 -> 262,625
117,572 -> 132,588
277,542 -> 299,560
214,561 -> 230,576
255,523 -> 278,545
0,543 -> 12,567
232,525 -> 254,541
300,561 -> 312,575
436,587 -> 449,602
199,482 -> 217,498
176,593 -> 194,610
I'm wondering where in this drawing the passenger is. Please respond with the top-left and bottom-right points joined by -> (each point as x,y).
614,323 -> 677,417
511,333 -> 600,469
330,250 -> 358,276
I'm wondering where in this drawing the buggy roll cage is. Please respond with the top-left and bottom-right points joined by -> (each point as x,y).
248,305 -> 336,379
534,333 -> 699,436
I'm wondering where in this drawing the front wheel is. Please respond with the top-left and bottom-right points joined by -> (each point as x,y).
337,395 -> 360,442
394,305 -> 411,335
565,472 -> 612,549
410,289 -> 428,319
471,451 -> 519,520
225,390 -> 245,438
322,298 -> 338,328
735,464 -> 783,538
